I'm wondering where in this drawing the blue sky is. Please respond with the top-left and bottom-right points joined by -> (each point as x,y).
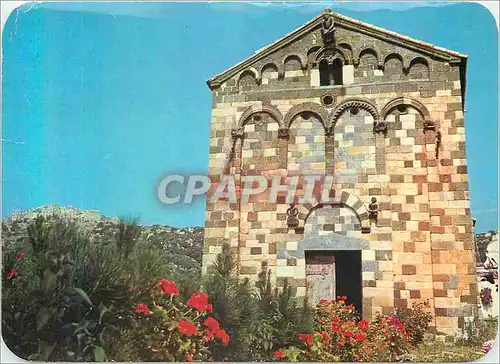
2,2 -> 498,232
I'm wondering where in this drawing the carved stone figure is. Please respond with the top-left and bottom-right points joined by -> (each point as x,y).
373,121 -> 388,136
286,203 -> 300,228
278,127 -> 289,139
368,197 -> 378,225
321,14 -> 335,44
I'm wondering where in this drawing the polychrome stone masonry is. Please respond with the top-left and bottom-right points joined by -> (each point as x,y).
202,10 -> 477,338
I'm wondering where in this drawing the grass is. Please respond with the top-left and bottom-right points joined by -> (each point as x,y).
408,341 -> 486,362
406,317 -> 498,363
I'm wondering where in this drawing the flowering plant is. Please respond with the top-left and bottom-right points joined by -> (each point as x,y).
275,297 -> 412,362
480,287 -> 493,306
3,250 -> 25,281
132,279 -> 229,361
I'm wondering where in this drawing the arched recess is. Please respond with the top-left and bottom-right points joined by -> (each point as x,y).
261,63 -> 280,81
283,54 -> 307,71
330,98 -> 379,130
358,48 -> 379,69
380,97 -> 431,122
383,52 -> 404,65
353,46 -> 380,65
238,68 -> 260,90
383,53 -> 404,80
381,97 -> 439,158
287,113 -> 326,175
304,204 -> 362,241
283,102 -> 329,132
408,57 -> 430,79
240,112 -> 281,174
381,97 -> 439,159
238,104 -> 284,128
293,190 -> 371,233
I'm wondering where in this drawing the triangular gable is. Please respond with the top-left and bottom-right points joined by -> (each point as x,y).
207,10 -> 467,90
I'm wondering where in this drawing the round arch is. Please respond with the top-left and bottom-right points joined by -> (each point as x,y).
238,104 -> 284,127
330,98 -> 379,129
380,96 -> 430,121
283,102 -> 329,132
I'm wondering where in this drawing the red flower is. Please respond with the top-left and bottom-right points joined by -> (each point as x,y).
203,328 -> 216,342
395,323 -> 406,334
299,333 -> 313,345
320,299 -> 328,304
204,317 -> 220,332
206,303 -> 213,312
178,320 -> 198,336
331,316 -> 341,334
6,268 -> 17,280
494,272 -> 498,280
17,251 -> 25,261
337,295 -> 347,301
358,319 -> 369,331
344,304 -> 355,311
345,331 -> 355,338
158,278 -> 179,296
319,331 -> 330,344
135,303 -> 152,315
390,317 -> 401,325
274,350 -> 287,359
354,333 -> 367,342
185,353 -> 194,362
187,292 -> 211,313
216,329 -> 230,344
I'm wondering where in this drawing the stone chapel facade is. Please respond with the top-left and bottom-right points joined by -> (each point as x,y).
202,10 -> 477,337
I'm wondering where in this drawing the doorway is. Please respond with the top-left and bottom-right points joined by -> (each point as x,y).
305,250 -> 362,315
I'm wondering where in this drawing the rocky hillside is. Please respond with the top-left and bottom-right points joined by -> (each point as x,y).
2,205 -> 497,270
2,205 -> 204,272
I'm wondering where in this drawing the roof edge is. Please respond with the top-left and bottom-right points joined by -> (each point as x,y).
207,10 -> 467,90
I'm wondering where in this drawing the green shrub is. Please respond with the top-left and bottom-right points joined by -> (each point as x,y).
395,300 -> 433,345
252,262 -> 314,355
202,243 -> 258,361
1,215 -> 181,361
202,245 -> 313,361
457,315 -> 498,346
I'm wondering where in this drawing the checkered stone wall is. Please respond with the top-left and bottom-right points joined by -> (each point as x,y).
334,109 -> 377,183
288,114 -> 326,174
203,12 -> 477,339
304,206 -> 361,237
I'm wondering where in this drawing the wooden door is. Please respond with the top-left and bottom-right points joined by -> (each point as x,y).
306,253 -> 335,306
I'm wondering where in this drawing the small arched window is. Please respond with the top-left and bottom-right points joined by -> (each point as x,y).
319,58 -> 343,86
319,60 -> 330,86
331,58 -> 343,85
